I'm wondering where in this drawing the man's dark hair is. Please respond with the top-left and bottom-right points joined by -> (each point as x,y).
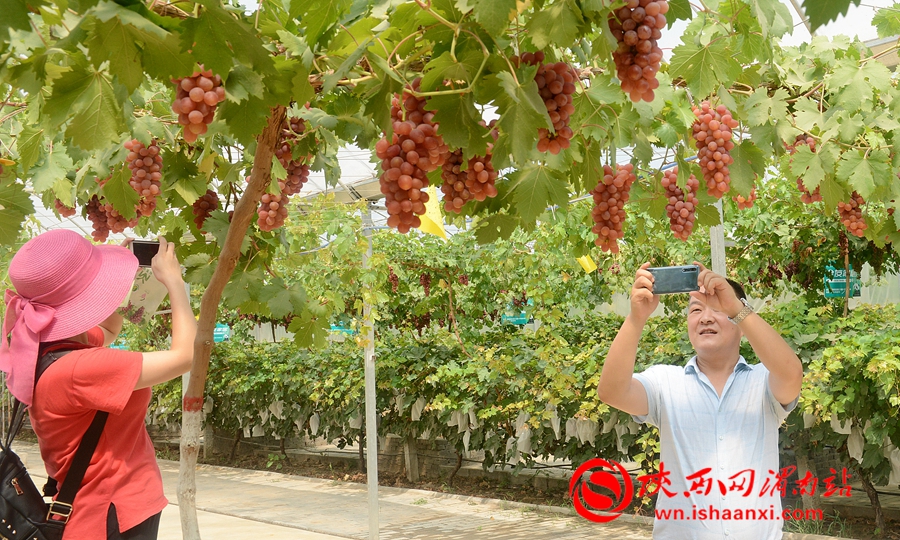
726,278 -> 746,301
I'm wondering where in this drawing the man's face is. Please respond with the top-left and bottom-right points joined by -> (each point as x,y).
686,298 -> 742,357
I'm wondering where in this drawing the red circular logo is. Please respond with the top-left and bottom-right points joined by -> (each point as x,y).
569,458 -> 634,523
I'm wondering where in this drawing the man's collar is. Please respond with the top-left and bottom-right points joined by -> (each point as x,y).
685,355 -> 749,374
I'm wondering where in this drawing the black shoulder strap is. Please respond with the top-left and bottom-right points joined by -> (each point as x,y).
6,346 -> 109,511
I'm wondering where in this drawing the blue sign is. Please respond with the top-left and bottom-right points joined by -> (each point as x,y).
213,323 -> 231,342
330,323 -> 356,335
824,264 -> 861,299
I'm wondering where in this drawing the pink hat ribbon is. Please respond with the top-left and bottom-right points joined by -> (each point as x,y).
0,291 -> 56,405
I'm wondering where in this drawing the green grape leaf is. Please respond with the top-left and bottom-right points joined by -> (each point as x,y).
289,309 -> 331,348
473,213 -> 519,243
696,202 -> 721,227
297,0 -> 353,46
141,31 -> 195,82
64,71 -> 126,151
730,140 -> 763,197
743,87 -> 789,127
526,0 -> 582,50
827,60 -> 891,111
428,93 -> 489,158
836,149 -> 890,201
84,16 -> 144,92
749,0 -> 792,39
819,176 -> 847,213
508,164 -> 569,223
219,96 -> 272,145
16,126 -> 44,173
102,165 -> 139,219
225,64 -> 265,104
466,0 -> 516,36
180,0 -> 274,78
30,148 -> 74,194
420,48 -> 483,92
265,285 -> 294,319
0,0 -> 41,38
491,70 -> 551,167
873,4 -> 900,39
669,39 -> 742,100
667,0 -> 691,21
0,180 -> 35,245
801,0 -> 861,33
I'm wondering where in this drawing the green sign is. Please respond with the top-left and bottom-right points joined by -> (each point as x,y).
330,323 -> 356,335
213,323 -> 231,342
824,264 -> 861,299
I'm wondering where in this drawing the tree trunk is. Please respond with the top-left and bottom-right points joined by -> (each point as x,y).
794,435 -> 822,512
177,105 -> 286,540
858,468 -> 886,533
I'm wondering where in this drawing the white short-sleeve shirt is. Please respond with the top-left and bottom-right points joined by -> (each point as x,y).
632,356 -> 797,540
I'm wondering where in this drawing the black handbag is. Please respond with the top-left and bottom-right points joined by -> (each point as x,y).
0,346 -> 108,540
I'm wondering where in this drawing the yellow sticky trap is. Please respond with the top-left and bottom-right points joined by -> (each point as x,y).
577,255 -> 597,274
418,185 -> 447,239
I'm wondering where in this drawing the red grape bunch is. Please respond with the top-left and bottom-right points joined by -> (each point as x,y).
440,122 -> 500,213
172,67 -> 226,143
376,78 -> 450,233
388,266 -> 399,293
838,192 -> 867,237
125,139 -> 163,217
419,272 -> 432,297
192,189 -> 219,231
590,163 -> 636,253
733,188 -> 756,210
90,175 -> 139,237
786,134 -> 822,203
661,168 -> 700,241
512,52 -> 577,154
54,199 -> 76,218
691,101 -> 739,199
608,0 -> 668,102
256,119 -> 312,232
85,195 -> 113,242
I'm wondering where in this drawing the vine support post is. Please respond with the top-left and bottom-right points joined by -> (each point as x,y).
177,105 -> 287,540
362,205 -> 380,540
840,230 -> 850,317
710,199 -> 726,275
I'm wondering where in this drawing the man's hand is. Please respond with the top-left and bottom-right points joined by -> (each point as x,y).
689,262 -> 744,317
629,262 -> 659,325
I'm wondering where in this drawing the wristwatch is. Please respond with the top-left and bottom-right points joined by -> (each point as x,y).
728,298 -> 754,324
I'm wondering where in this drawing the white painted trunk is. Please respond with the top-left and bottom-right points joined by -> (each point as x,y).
179,409 -> 203,539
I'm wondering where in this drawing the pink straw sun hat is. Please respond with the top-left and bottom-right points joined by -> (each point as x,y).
0,229 -> 138,405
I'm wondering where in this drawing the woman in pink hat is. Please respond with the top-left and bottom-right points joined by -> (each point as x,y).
0,230 -> 197,539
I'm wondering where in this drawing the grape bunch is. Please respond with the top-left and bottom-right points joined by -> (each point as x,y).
85,195 -> 113,242
172,67 -> 226,143
419,272 -> 432,297
733,188 -> 756,210
590,163 -> 636,253
458,274 -> 469,285
787,134 -> 822,203
440,123 -> 499,213
388,266 -> 399,293
54,199 -> 76,218
661,168 -> 700,241
512,52 -> 577,154
256,119 -> 312,232
692,101 -> 739,199
192,189 -> 219,231
838,192 -> 867,237
125,139 -> 163,217
376,78 -> 450,233
608,0 -> 668,102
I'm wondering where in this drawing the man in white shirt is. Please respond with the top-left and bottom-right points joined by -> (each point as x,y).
597,262 -> 803,540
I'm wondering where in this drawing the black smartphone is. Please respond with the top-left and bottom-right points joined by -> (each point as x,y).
648,265 -> 700,295
131,240 -> 160,268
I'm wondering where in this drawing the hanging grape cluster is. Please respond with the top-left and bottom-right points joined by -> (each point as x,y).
125,139 -> 163,217
54,199 -> 76,218
608,0 -> 668,102
590,163 -> 636,253
662,168 -> 700,241
787,134 -> 823,203
440,121 -> 499,213
512,52 -> 577,153
256,118 -> 311,232
838,192 -> 867,237
388,266 -> 399,293
691,101 -> 738,199
172,67 -> 226,143
733,188 -> 757,210
419,273 -> 432,297
192,189 -> 219,231
376,78 -> 450,233
85,195 -> 113,242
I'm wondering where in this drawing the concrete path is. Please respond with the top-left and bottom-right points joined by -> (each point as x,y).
15,442 -> 847,539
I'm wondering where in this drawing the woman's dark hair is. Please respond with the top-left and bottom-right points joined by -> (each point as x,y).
726,278 -> 747,301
